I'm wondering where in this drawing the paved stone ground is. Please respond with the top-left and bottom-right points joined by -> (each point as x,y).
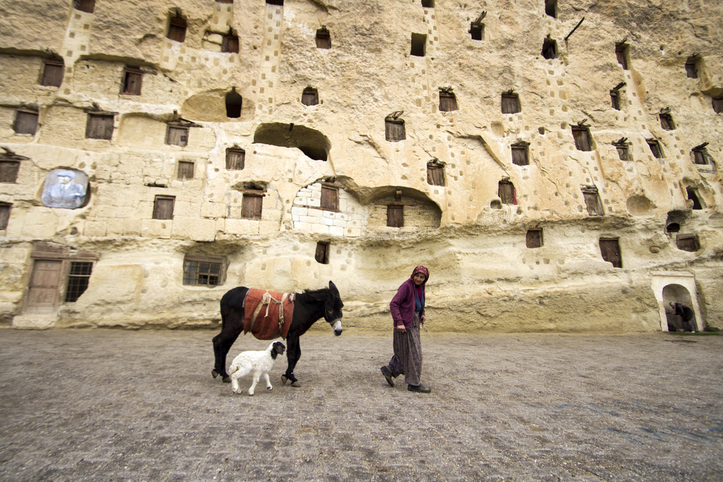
0,328 -> 722,481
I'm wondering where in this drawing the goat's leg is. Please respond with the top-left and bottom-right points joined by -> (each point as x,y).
248,372 -> 260,396
230,366 -> 249,394
264,372 -> 272,391
282,336 -> 302,387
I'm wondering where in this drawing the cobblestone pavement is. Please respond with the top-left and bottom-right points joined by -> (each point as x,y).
0,328 -> 722,481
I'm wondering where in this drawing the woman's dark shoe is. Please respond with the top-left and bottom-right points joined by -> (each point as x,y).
407,384 -> 431,393
380,366 -> 394,387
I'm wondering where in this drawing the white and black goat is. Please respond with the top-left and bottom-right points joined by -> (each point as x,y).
228,341 -> 286,396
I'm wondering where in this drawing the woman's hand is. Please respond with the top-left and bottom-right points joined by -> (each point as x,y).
396,324 -> 407,333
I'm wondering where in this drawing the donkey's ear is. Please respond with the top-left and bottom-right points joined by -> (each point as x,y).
329,281 -> 338,295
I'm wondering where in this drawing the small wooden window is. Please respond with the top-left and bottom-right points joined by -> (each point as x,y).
526,229 -> 543,248
692,147 -> 709,165
153,195 -> 175,220
166,125 -> 189,147
178,161 -> 194,180
266,0 -> 284,5
427,162 -> 445,186
14,111 -> 38,135
242,193 -> 263,220
216,0 -> 234,3
222,31 -> 239,53
41,61 -> 64,87
614,143 -> 630,161
315,242 -> 330,264
301,87 -> 319,106
685,57 -> 698,78
0,161 -> 20,183
511,143 -> 529,166
183,256 -> 224,286
659,112 -> 675,130
501,93 -> 521,114
167,15 -> 187,42
439,91 -> 458,112
676,234 -> 700,252
470,23 -> 483,40
121,68 -> 142,95
542,37 -> 557,59
385,118 -> 406,142
599,239 -> 622,268
713,98 -> 723,114
647,139 -> 663,158
226,148 -> 245,170
321,185 -> 339,211
498,181 -> 516,205
316,27 -> 331,49
65,261 -> 93,302
686,187 -> 703,210
0,203 -> 11,230
545,0 -> 557,18
411,33 -> 427,57
615,43 -> 629,70
610,90 -> 621,110
225,89 -> 242,118
85,113 -> 114,140
387,205 -> 404,228
572,126 -> 593,151
73,0 -> 95,13
422,0 -> 434,7
583,189 -> 603,216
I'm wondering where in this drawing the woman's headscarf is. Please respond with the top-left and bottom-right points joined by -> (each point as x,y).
412,265 -> 429,283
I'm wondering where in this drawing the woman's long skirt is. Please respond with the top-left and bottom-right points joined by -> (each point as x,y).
387,312 -> 423,386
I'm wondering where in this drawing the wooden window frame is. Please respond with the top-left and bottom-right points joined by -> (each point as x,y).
167,15 -> 187,42
166,124 -> 189,147
501,93 -> 521,114
582,188 -> 603,216
0,203 -> 11,230
526,229 -> 543,248
411,33 -> 427,57
183,255 -> 225,286
387,204 -> 404,228
470,23 -> 483,41
222,31 -> 239,53
498,180 -> 516,205
647,139 -> 663,158
316,27 -> 331,49
301,87 -> 319,106
439,91 -> 458,112
73,0 -> 95,13
511,143 -> 529,166
315,242 -> 330,264
599,238 -> 622,268
572,126 -> 593,151
266,0 -> 284,5
685,57 -> 699,79
676,234 -> 700,252
177,161 -> 195,180
241,192 -> 263,220
615,143 -> 630,161
0,161 -> 20,183
320,185 -> 339,212
152,195 -> 175,220
610,90 -> 621,110
13,110 -> 38,135
422,0 -> 435,7
427,162 -> 445,186
385,118 -> 406,142
692,147 -> 709,165
85,113 -> 115,140
226,148 -> 245,170
121,68 -> 143,95
40,60 -> 64,87
659,112 -> 675,131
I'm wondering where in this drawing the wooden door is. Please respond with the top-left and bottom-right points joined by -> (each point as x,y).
599,239 -> 622,268
25,260 -> 63,314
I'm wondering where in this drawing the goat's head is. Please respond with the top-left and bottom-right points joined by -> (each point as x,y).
271,341 -> 286,359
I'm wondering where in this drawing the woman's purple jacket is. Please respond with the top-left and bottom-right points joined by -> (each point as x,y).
390,276 -> 425,329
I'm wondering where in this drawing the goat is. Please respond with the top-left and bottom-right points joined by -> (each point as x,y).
228,341 -> 286,396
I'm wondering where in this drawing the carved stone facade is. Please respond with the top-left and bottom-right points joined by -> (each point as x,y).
0,0 -> 721,331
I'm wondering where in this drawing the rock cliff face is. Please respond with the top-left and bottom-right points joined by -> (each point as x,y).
0,0 -> 721,332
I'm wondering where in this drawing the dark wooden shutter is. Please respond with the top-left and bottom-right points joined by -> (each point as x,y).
693,150 -> 707,165
74,0 -> 95,13
470,23 -> 483,40
223,34 -> 239,53
387,205 -> 404,227
660,113 -> 675,130
501,94 -> 520,114
526,229 -> 542,248
166,126 -> 188,146
498,181 -> 515,205
600,239 -> 622,268
153,196 -> 175,219
316,28 -> 331,49
439,92 -> 458,112
41,61 -> 64,87
615,44 -> 628,69
422,0 -> 434,7
14,111 -> 38,135
572,127 -> 592,151
122,71 -> 142,95
301,88 -> 319,106
321,186 -> 339,211
178,161 -> 194,180
647,140 -> 662,158
610,91 -> 620,110
0,162 -> 20,183
583,191 -> 603,216
168,17 -> 187,42
511,145 -> 528,165
226,149 -> 245,170
86,114 -> 114,140
616,145 -> 630,161
385,120 -> 405,141
242,194 -> 263,220
676,235 -> 700,252
0,204 -> 11,230
315,242 -> 329,264
427,163 -> 445,186
685,59 -> 698,78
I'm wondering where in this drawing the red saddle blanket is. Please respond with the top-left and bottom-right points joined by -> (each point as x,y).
243,289 -> 295,340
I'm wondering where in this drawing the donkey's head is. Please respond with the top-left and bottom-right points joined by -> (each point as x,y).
325,281 -> 344,336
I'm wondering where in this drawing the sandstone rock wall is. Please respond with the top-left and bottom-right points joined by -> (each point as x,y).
0,0 -> 721,331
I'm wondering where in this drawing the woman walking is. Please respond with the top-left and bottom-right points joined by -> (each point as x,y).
381,265 -> 431,393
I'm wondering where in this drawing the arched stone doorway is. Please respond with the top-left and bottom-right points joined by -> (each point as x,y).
650,272 -> 704,332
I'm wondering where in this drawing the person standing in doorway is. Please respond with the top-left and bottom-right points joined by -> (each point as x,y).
381,265 -> 431,393
670,302 -> 696,332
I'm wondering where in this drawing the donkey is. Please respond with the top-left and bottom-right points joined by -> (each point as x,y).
212,281 -> 343,387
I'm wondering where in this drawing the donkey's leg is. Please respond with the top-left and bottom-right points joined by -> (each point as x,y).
282,336 -> 302,387
213,317 -> 244,382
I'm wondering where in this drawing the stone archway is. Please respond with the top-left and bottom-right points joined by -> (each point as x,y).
650,272 -> 704,332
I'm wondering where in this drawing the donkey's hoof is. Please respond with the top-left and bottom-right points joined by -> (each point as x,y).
222,376 -> 231,383
291,381 -> 301,388
281,375 -> 289,385
212,369 -> 219,379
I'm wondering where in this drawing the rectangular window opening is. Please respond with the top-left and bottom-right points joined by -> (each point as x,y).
610,90 -> 621,110
685,57 -> 699,79
615,144 -> 630,161
166,125 -> 189,147
316,28 -> 331,49
439,91 -> 458,112
14,111 -> 38,135
241,193 -> 263,220
511,144 -> 529,166
0,203 -> 11,230
226,148 -> 245,170
0,161 -> 20,183
526,229 -> 543,248
73,0 -> 95,13
385,119 -> 406,142
583,189 -> 603,216
660,112 -> 675,130
693,148 -> 708,165
315,242 -> 330,264
615,43 -> 629,70
676,234 -> 700,252
501,93 -> 521,114
647,139 -> 663,158
498,181 -> 516,205
599,239 -> 622,268
470,23 -> 483,41
542,37 -> 557,59
121,69 -> 143,95
713,97 -> 723,114
545,0 -> 557,18
427,162 -> 445,186
387,204 -> 404,228
153,195 -> 175,220
41,61 -> 64,87
183,256 -> 224,286
65,261 -> 93,302
301,87 -> 319,106
686,187 -> 703,210
320,185 -> 339,211
222,33 -> 239,53
422,0 -> 435,7
572,127 -> 593,151
168,16 -> 187,42
85,113 -> 114,140
411,33 -> 427,57
177,161 -> 194,180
